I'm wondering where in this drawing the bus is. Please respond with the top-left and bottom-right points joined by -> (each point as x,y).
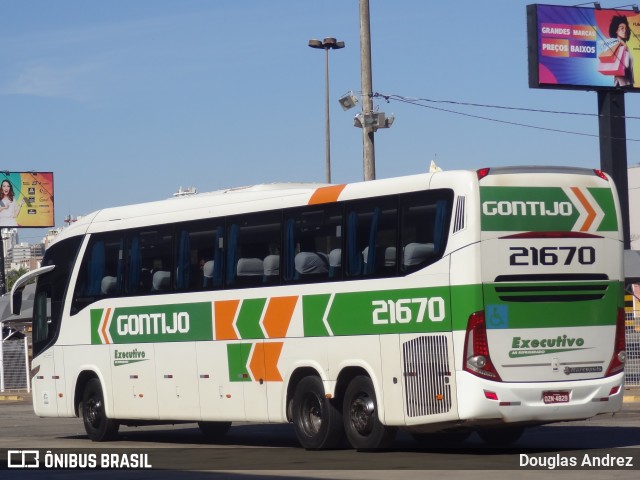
12,166 -> 626,449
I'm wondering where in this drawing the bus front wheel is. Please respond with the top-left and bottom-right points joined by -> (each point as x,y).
291,376 -> 343,449
81,378 -> 119,442
343,375 -> 396,449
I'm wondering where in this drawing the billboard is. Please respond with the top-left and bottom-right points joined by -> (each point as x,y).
528,4 -> 640,91
0,172 -> 54,228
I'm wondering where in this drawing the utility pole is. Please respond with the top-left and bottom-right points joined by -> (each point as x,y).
359,0 -> 375,181
597,91 -> 630,250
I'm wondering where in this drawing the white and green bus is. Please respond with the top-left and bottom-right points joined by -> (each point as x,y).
12,166 -> 626,448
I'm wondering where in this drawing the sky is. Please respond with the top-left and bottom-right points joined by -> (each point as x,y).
2,0 -> 640,245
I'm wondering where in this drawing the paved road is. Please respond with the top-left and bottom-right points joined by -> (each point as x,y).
1,395 -> 640,479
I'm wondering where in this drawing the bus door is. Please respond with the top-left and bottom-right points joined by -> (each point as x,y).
155,342 -> 200,420
109,340 -> 159,420
197,339 -> 246,422
27,265 -> 73,418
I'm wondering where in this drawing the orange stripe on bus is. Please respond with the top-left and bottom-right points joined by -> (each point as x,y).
570,187 -> 596,232
262,296 -> 298,338
249,342 -> 284,382
214,300 -> 240,340
308,184 -> 346,205
101,308 -> 111,345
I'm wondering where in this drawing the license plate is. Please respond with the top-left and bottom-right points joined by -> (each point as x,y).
543,391 -> 570,404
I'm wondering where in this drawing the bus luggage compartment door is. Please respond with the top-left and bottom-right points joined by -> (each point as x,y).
400,332 -> 458,425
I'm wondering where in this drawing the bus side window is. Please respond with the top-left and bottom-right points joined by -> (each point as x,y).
71,233 -> 123,312
137,227 -> 173,293
182,222 -> 224,291
345,197 -> 398,278
400,191 -> 453,272
284,205 -> 341,283
37,236 -> 83,346
226,211 -> 281,288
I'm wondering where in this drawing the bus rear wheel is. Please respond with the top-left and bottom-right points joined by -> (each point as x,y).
291,376 -> 343,449
343,375 -> 396,449
81,378 -> 119,442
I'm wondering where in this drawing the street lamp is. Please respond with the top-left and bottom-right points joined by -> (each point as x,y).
308,37 -> 345,184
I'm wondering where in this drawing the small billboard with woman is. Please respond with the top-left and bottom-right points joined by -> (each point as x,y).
0,172 -> 54,228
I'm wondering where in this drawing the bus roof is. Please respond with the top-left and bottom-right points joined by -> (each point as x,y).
53,172 -> 450,243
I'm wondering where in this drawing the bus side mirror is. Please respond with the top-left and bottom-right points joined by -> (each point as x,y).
10,264 -> 56,317
12,289 -> 23,315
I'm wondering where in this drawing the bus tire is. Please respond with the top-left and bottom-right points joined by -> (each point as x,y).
291,376 -> 343,449
477,426 -> 525,446
81,378 -> 119,442
198,421 -> 232,439
343,375 -> 396,449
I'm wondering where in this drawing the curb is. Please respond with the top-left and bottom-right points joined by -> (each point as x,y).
0,394 -> 25,401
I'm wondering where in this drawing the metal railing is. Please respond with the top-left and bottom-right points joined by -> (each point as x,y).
0,335 -> 30,393
626,312 -> 640,387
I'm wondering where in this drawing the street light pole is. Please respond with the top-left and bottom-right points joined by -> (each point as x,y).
309,37 -> 345,184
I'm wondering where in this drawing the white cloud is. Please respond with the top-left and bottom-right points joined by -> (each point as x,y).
0,62 -> 99,102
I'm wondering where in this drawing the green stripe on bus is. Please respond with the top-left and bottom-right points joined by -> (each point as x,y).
89,281 -> 621,344
302,294 -> 332,337
236,298 -> 266,339
91,302 -> 213,344
588,187 -> 618,232
90,309 -> 104,345
302,287 -> 452,336
227,343 -> 252,382
483,281 -> 622,329
451,284 -> 484,331
480,186 -> 617,232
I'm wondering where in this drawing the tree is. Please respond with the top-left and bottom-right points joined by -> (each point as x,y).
6,267 -> 30,292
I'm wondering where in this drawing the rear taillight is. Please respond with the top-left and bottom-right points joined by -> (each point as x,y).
593,169 -> 608,181
463,311 -> 502,381
605,307 -> 626,377
477,168 -> 491,180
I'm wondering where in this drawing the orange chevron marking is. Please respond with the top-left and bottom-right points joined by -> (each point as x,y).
571,187 -> 596,231
308,184 -> 346,205
101,308 -> 112,344
249,342 -> 284,382
262,296 -> 298,338
214,300 -> 240,340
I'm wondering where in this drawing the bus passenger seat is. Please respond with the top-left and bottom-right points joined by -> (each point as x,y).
237,258 -> 264,276
101,276 -> 117,295
263,255 -> 280,276
202,260 -> 214,286
152,270 -> 171,291
384,247 -> 396,266
329,249 -> 342,267
329,249 -> 341,277
403,243 -> 434,267
295,252 -> 328,275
